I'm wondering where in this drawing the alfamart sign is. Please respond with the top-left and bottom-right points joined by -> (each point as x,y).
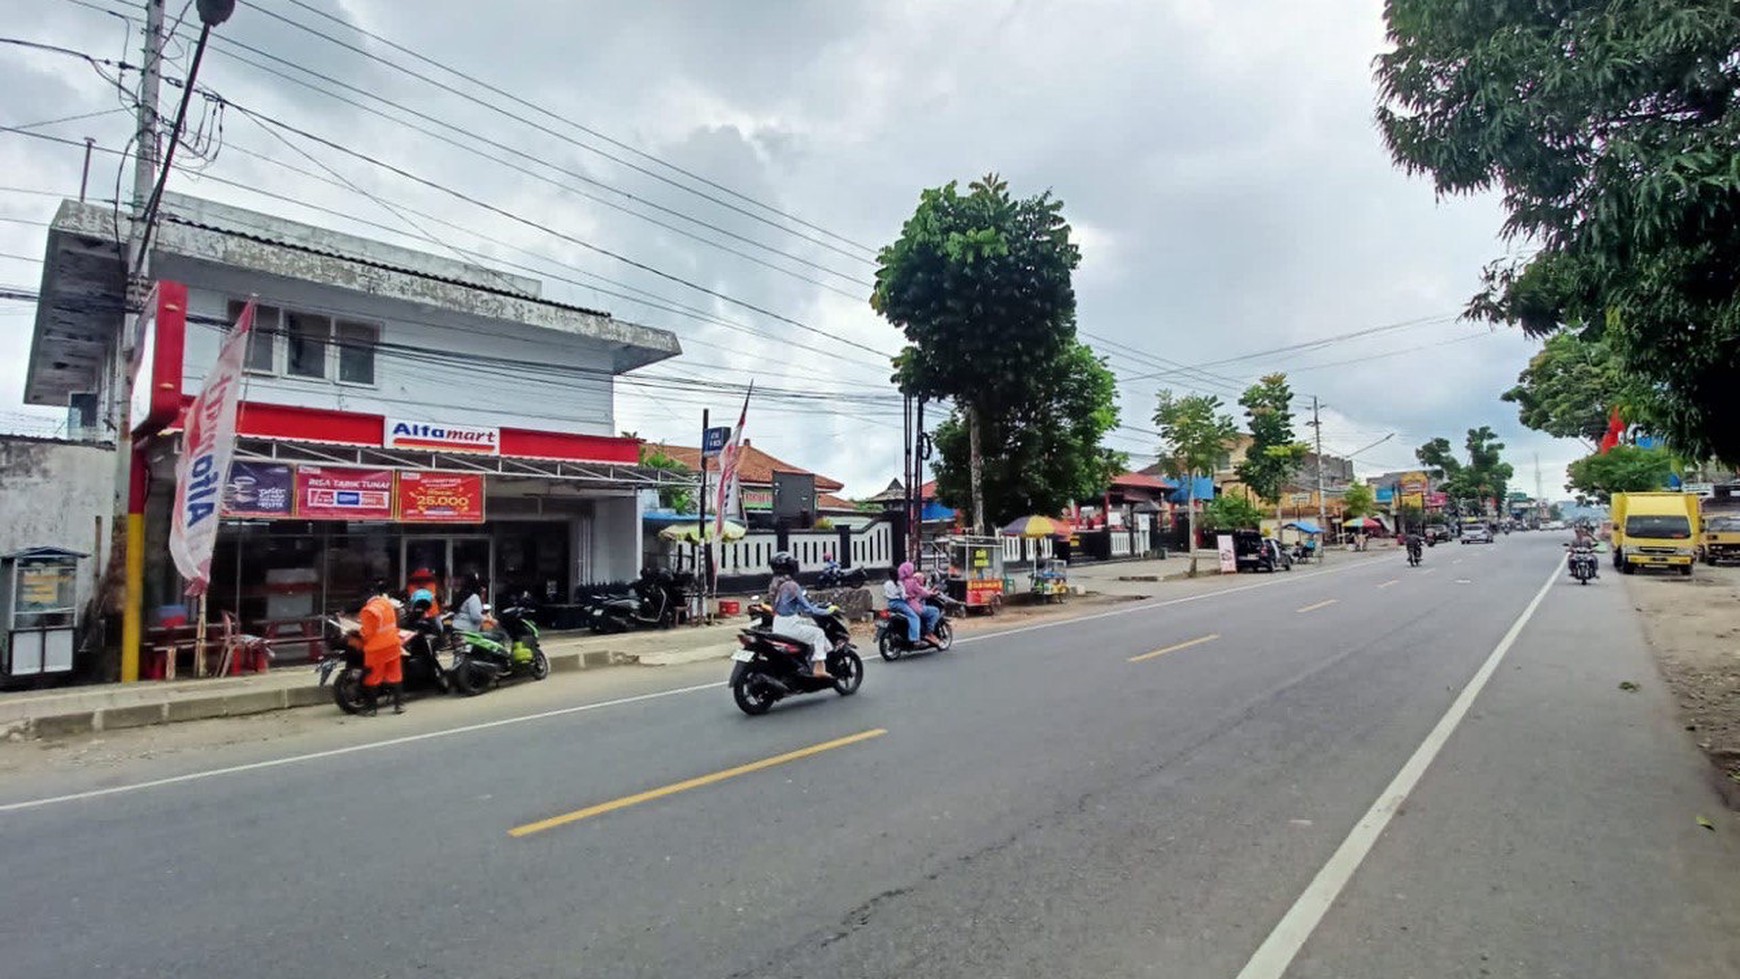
384,419 -> 500,455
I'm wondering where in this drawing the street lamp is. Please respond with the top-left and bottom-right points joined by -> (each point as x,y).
1347,432 -> 1395,459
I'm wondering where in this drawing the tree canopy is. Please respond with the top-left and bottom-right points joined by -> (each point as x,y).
1156,391 -> 1239,551
1416,426 -> 1514,511
1376,0 -> 1740,463
1565,445 -> 1678,503
1500,332 -> 1639,447
873,173 -> 1089,529
1341,482 -> 1377,519
1202,494 -> 1266,532
929,341 -> 1125,525
1236,373 -> 1309,505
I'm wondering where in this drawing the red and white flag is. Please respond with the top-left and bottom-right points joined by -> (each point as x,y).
169,299 -> 255,595
715,383 -> 752,538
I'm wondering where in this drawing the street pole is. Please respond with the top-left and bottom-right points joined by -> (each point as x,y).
111,0 -> 167,683
698,408 -> 709,623
1311,396 -> 1328,559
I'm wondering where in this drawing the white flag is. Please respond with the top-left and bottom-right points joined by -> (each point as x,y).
715,383 -> 752,537
169,300 -> 254,596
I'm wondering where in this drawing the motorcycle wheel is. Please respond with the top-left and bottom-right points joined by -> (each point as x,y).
731,665 -> 776,716
332,669 -> 367,715
933,621 -> 954,651
453,656 -> 493,697
877,632 -> 902,662
831,650 -> 863,696
531,648 -> 550,680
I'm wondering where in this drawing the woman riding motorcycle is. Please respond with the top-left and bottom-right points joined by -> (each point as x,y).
768,552 -> 835,680
898,561 -> 942,646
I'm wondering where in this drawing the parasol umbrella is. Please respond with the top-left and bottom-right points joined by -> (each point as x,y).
1349,516 -> 1385,531
658,520 -> 747,544
1001,515 -> 1060,538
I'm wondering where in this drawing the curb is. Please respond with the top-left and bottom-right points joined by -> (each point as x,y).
2,645 -> 654,740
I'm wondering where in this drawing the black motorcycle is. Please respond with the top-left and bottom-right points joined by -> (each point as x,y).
729,606 -> 863,715
875,594 -> 960,661
1567,544 -> 1598,585
452,595 -> 550,695
589,568 -> 690,633
315,612 -> 453,715
817,565 -> 868,589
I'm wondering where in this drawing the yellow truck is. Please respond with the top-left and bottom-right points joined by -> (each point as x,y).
1611,491 -> 1699,576
1699,484 -> 1740,565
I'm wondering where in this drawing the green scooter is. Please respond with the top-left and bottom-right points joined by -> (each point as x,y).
452,594 -> 550,695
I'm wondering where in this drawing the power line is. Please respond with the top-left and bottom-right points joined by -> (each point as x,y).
162,22 -> 875,295
1118,313 -> 1460,383
259,0 -> 878,260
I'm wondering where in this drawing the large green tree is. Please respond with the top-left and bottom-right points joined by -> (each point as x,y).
1565,444 -> 1678,503
929,342 -> 1125,526
1417,426 -> 1515,513
1236,373 -> 1310,517
1341,481 -> 1377,520
1501,332 -> 1640,447
1202,494 -> 1266,532
873,174 -> 1082,533
1155,391 -> 1239,563
1376,0 -> 1740,463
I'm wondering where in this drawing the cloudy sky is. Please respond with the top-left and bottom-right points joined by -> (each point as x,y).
0,0 -> 1584,499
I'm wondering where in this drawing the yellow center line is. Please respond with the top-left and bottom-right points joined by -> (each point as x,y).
1129,633 -> 1220,663
1296,599 -> 1340,614
1377,579 -> 1399,589
508,728 -> 888,837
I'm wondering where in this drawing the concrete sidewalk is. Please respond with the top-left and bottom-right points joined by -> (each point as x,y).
0,619 -> 746,739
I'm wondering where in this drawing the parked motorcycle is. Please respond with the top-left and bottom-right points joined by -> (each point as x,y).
452,594 -> 550,695
729,605 -> 863,715
589,567 -> 690,633
1567,543 -> 1599,585
817,565 -> 868,589
316,612 -> 453,715
875,593 -> 961,661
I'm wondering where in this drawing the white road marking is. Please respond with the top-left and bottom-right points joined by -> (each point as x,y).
0,680 -> 725,814
1377,580 -> 1398,589
0,556 -> 1388,814
1233,558 -> 1564,979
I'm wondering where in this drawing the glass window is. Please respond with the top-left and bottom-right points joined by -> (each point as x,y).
336,320 -> 378,384
1625,515 -> 1691,539
286,311 -> 331,378
227,300 -> 277,373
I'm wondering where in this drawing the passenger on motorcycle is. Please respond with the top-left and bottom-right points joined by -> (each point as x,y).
883,566 -> 927,647
768,552 -> 835,680
898,561 -> 942,646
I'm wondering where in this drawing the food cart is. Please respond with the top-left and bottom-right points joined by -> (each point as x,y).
1030,558 -> 1069,601
944,536 -> 1006,614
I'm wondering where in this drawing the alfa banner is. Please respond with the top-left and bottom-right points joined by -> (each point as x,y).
169,300 -> 255,595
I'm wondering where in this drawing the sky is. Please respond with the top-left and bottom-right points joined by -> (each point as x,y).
0,0 -> 1585,500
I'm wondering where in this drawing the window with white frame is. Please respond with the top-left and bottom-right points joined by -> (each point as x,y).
228,299 -> 378,385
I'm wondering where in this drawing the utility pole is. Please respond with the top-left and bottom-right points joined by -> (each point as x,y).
109,0 -> 167,682
1310,396 -> 1328,558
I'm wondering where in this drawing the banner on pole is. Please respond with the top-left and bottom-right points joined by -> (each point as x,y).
716,384 -> 752,537
169,299 -> 254,595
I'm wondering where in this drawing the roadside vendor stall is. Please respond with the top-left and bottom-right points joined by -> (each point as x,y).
944,535 -> 1006,614
1003,515 -> 1068,603
1281,520 -> 1322,563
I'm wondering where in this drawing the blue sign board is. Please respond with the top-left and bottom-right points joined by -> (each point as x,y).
702,426 -> 732,458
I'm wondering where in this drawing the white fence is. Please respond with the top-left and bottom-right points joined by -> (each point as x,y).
667,523 -> 896,577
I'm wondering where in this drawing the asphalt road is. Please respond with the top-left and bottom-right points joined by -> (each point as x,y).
3,536 -> 1737,979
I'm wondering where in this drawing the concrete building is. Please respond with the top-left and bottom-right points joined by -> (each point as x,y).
25,194 -> 684,656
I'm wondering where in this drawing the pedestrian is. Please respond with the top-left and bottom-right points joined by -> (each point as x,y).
406,566 -> 442,616
356,580 -> 404,715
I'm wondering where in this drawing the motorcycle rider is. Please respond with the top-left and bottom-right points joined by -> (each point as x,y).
768,552 -> 836,680
898,561 -> 943,646
357,580 -> 404,715
883,566 -> 927,648
1571,523 -> 1600,577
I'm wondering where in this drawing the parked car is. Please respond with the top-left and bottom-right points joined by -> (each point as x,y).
1424,524 -> 1454,546
1231,529 -> 1290,572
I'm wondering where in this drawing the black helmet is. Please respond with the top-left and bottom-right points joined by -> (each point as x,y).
769,551 -> 798,576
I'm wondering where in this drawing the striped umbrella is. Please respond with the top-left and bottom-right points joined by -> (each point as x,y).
1001,515 -> 1060,538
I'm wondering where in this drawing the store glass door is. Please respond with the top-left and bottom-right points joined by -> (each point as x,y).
401,537 -> 492,606
450,538 -> 493,599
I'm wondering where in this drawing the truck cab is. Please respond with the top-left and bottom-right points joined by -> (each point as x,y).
1611,491 -> 1699,576
1700,484 -> 1740,565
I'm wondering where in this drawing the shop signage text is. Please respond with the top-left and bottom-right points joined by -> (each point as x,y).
297,466 -> 395,520
384,419 -> 500,455
222,461 -> 294,518
398,471 -> 486,523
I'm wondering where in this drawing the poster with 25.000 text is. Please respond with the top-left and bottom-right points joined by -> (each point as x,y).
397,471 -> 485,523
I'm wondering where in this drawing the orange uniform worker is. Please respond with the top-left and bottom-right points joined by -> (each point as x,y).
357,580 -> 406,715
